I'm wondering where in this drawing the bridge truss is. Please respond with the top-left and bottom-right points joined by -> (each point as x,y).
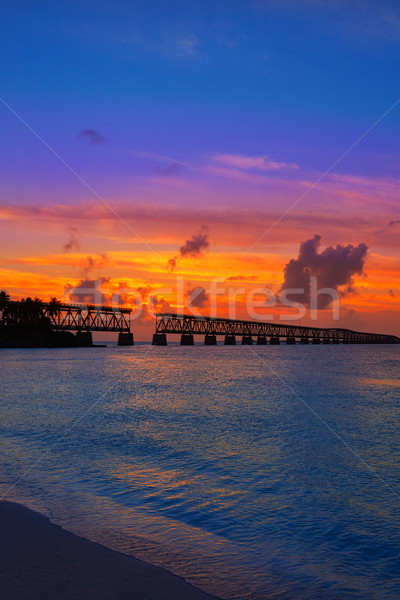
154,313 -> 399,344
42,303 -> 132,332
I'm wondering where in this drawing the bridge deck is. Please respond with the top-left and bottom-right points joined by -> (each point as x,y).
155,313 -> 399,343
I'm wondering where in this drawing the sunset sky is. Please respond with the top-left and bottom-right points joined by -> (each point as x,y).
1,0 -> 400,339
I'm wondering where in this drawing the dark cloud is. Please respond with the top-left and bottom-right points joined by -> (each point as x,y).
180,225 -> 209,258
167,257 -> 177,272
62,226 -> 80,252
77,129 -> 107,144
389,289 -> 396,297
65,277 -> 110,305
154,162 -> 184,176
187,286 -> 209,308
167,225 -> 210,271
79,253 -> 109,278
388,219 -> 400,227
227,275 -> 259,281
150,294 -> 174,313
280,235 -> 368,308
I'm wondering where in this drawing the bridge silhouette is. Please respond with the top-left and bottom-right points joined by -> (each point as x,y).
8,300 -> 398,347
32,301 -> 133,345
153,313 -> 400,345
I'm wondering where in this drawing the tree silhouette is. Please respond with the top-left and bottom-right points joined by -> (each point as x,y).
0,290 -> 10,311
48,297 -> 62,318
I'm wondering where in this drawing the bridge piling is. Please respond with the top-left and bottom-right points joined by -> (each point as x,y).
270,334 -> 280,345
224,334 -> 236,345
204,334 -> 217,345
118,332 -> 134,346
152,333 -> 167,345
75,331 -> 93,346
242,335 -> 253,345
256,335 -> 267,345
181,333 -> 194,345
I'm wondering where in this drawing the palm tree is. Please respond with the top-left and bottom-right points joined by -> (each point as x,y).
0,290 -> 10,325
0,290 -> 10,312
18,297 -> 46,327
47,297 -> 62,324
48,297 -> 61,316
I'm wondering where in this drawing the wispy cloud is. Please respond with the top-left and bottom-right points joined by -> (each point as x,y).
213,154 -> 299,171
62,226 -> 80,252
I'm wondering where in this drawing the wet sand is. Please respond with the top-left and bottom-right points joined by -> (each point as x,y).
0,501 -> 222,600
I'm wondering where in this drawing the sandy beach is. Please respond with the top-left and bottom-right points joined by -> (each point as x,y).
0,501 -> 221,600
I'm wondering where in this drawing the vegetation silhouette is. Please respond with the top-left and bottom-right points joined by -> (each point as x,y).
0,290 -> 80,347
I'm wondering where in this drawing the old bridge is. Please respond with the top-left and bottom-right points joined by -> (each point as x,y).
17,301 -> 134,345
153,313 -> 400,346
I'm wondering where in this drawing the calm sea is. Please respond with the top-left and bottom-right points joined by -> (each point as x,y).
1,344 -> 400,599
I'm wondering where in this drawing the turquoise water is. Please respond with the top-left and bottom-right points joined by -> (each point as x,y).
1,344 -> 400,599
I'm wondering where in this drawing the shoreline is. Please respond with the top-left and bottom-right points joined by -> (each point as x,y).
0,500 -> 222,600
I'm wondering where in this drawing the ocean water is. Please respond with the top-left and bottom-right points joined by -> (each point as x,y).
1,343 -> 400,599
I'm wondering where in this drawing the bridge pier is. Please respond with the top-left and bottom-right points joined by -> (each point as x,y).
312,334 -> 321,344
204,334 -> 217,345
331,334 -> 339,344
75,331 -> 93,346
242,335 -> 253,345
256,335 -> 267,345
286,333 -> 296,344
117,332 -> 134,346
323,334 -> 330,344
270,334 -> 280,344
224,334 -> 236,345
152,333 -> 167,345
181,333 -> 194,345
300,334 -> 309,344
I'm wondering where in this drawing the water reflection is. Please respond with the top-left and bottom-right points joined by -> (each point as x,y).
1,345 -> 400,599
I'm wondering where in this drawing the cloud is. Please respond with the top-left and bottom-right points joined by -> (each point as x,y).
62,226 -> 80,252
280,235 -> 368,308
154,162 -> 184,177
167,257 -> 177,272
187,286 -> 209,308
388,219 -> 400,227
77,129 -> 107,144
227,275 -> 259,281
213,154 -> 299,171
168,225 -> 210,271
150,294 -> 174,313
79,253 -> 109,278
180,225 -> 210,257
64,277 -> 110,305
389,289 -> 396,297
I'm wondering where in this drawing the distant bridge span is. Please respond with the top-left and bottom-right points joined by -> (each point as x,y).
153,313 -> 400,345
